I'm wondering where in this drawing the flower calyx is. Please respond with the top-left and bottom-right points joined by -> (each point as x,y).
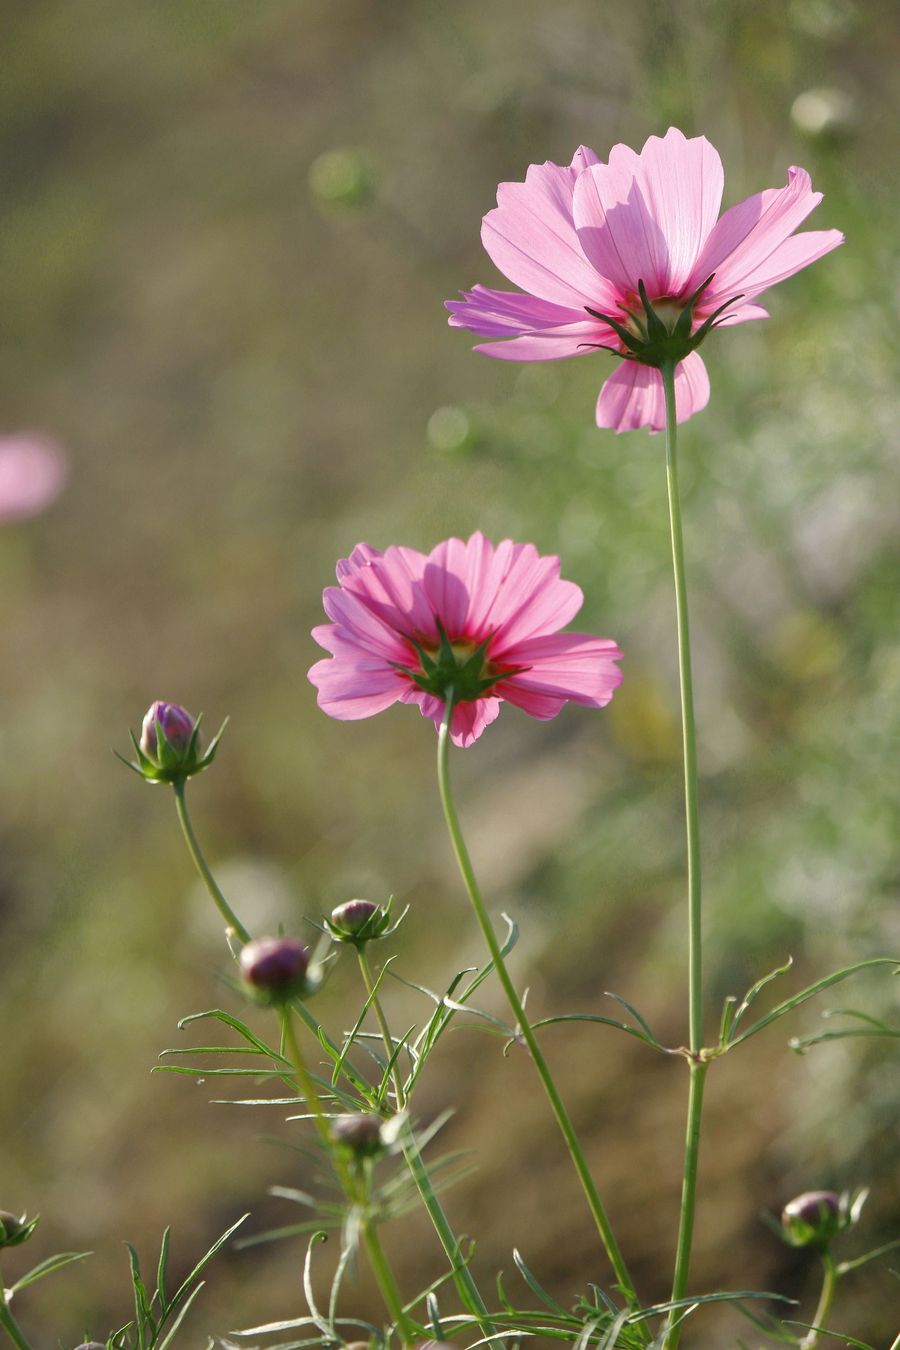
394,619 -> 522,703
116,702 -> 228,786
585,275 -> 743,370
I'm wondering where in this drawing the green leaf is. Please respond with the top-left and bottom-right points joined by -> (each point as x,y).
726,956 -> 794,1043
512,1249 -> 570,1317
9,1249 -> 92,1295
728,958 -> 899,1048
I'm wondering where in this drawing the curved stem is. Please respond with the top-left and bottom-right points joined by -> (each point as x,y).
356,951 -> 500,1341
172,781 -> 250,943
436,701 -> 641,1317
0,1282 -> 33,1350
801,1250 -> 837,1350
281,1009 -> 416,1345
660,360 -> 707,1350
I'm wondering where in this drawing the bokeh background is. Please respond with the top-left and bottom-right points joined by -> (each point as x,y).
1,1 -> 898,1345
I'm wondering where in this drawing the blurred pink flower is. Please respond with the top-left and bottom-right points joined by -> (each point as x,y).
309,532 -> 623,748
0,433 -> 68,521
446,128 -> 843,432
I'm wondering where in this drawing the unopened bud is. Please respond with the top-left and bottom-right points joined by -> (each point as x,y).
120,701 -> 227,785
782,1190 -> 841,1248
140,702 -> 195,758
239,936 -> 310,1004
330,1113 -> 384,1157
328,898 -> 390,945
0,1210 -> 36,1248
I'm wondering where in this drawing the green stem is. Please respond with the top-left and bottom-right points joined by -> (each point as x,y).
172,780 -> 251,943
357,949 -> 407,1111
281,1010 -> 416,1345
436,702 -> 641,1317
0,1279 -> 33,1350
801,1250 -> 837,1350
356,950 -> 500,1341
660,360 -> 707,1350
665,1061 -> 708,1350
661,361 -> 703,1056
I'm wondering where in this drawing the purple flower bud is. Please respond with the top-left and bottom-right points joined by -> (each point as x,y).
330,1113 -> 385,1156
781,1190 -> 842,1248
140,701 -> 197,760
239,936 -> 310,1004
329,897 -> 389,946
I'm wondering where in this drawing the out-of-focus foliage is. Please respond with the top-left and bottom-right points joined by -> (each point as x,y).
0,1 -> 897,1346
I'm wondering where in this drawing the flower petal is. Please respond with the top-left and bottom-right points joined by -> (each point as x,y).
689,166 -> 841,299
308,656 -> 406,720
445,285 -> 586,337
596,351 -> 710,432
482,153 -> 620,309
472,323 -> 610,362
573,129 -> 724,297
500,632 -> 624,716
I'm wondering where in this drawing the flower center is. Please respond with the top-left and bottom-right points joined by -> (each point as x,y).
394,622 -> 521,703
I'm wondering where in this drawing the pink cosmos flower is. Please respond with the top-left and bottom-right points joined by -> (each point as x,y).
446,128 -> 843,432
0,433 -> 68,521
308,532 -> 623,748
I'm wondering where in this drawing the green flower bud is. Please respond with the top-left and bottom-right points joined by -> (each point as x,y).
0,1210 -> 37,1248
781,1190 -> 842,1248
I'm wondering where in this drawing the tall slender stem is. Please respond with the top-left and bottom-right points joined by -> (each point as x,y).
281,1010 -> 416,1345
436,702 -> 642,1318
172,781 -> 251,943
660,359 -> 707,1350
0,1283 -> 33,1350
356,950 -> 500,1341
661,361 -> 703,1056
801,1251 -> 837,1350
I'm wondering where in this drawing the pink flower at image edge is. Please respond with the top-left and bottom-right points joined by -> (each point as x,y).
308,532 -> 623,748
446,128 -> 843,432
0,433 -> 68,522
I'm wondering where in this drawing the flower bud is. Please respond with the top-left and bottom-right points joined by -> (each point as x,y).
140,701 -> 195,759
330,1113 -> 385,1157
119,702 -> 227,785
781,1190 -> 841,1248
0,1210 -> 37,1248
239,936 -> 310,1005
327,898 -> 391,945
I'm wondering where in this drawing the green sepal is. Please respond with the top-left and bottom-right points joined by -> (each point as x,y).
0,1211 -> 39,1248
585,272 -> 744,370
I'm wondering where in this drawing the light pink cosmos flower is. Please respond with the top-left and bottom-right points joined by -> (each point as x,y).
308,532 -> 623,748
446,128 -> 843,432
0,433 -> 68,521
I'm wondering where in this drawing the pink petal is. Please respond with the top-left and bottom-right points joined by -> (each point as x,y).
573,130 -> 724,297
338,544 -> 436,638
473,323 -> 611,362
713,229 -> 844,300
445,285 -> 586,337
596,352 -> 710,432
320,588 -> 414,660
474,544 -> 584,648
400,685 -> 501,748
499,633 -> 624,713
482,156 -> 620,309
0,433 -> 68,522
689,166 -> 841,299
308,657 -> 406,720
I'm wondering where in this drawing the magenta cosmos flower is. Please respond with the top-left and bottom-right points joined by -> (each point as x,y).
446,128 -> 843,432
308,532 -> 623,748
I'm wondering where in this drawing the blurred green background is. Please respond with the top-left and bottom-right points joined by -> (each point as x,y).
1,1 -> 898,1345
